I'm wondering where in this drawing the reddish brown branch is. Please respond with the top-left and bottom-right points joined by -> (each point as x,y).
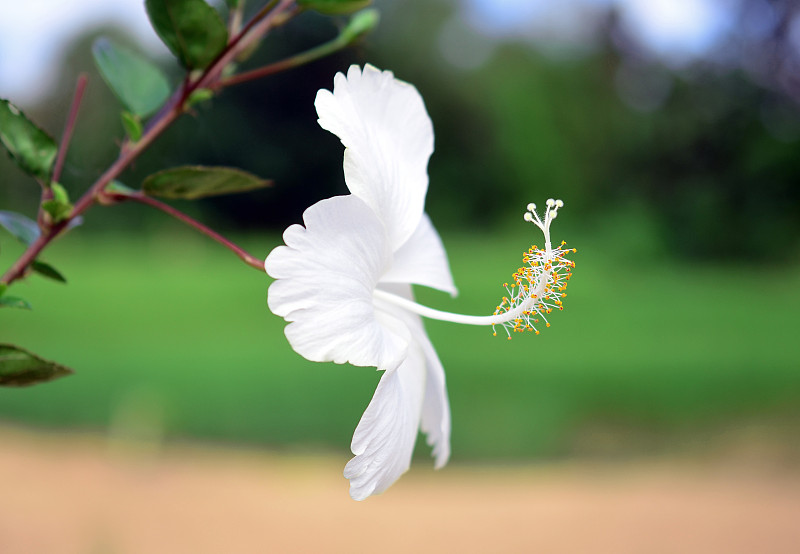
118,192 -> 266,272
52,73 -> 88,184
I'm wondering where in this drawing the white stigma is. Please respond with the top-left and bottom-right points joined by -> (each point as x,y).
525,198 -> 564,252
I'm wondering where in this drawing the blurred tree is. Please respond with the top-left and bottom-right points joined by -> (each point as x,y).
624,74 -> 800,260
2,0 -> 798,260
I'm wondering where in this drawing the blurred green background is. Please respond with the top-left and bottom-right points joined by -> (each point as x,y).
1,0 -> 799,463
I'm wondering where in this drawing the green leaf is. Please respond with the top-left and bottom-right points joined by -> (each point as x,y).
92,38 -> 171,117
340,8 -> 380,42
121,111 -> 143,142
0,344 -> 73,387
0,283 -> 7,297
31,260 -> 67,283
0,296 -> 32,310
0,210 -> 40,245
41,182 -> 73,223
142,165 -> 271,200
297,0 -> 372,15
0,99 -> 58,181
145,0 -> 229,70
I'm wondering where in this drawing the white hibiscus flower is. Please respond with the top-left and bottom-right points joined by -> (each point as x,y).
265,65 -> 574,500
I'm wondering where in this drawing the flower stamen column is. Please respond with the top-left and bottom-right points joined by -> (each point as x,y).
371,199 -> 576,338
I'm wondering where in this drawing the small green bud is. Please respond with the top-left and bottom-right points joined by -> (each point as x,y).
185,88 -> 215,109
42,182 -> 73,223
51,182 -> 69,203
121,111 -> 143,142
341,9 -> 380,43
98,180 -> 136,205
105,180 -> 136,195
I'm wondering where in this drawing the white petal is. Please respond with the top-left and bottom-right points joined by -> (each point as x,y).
377,284 -> 451,469
344,336 -> 426,501
380,212 -> 458,296
415,317 -> 452,469
265,195 -> 409,371
315,64 -> 434,250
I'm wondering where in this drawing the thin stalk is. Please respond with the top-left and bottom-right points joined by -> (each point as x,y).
119,192 -> 265,272
37,73 -> 88,230
218,35 -> 348,89
228,0 -> 246,38
237,0 -> 280,39
52,74 -> 88,184
195,0 -> 296,90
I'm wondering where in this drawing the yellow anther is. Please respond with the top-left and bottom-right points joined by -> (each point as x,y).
495,208 -> 575,340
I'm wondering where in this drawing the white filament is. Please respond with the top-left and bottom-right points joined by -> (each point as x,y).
373,267 -> 551,326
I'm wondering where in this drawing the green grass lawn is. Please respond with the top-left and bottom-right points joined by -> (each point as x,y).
2,222 -> 799,461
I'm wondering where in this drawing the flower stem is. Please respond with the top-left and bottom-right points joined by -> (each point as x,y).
117,192 -> 265,272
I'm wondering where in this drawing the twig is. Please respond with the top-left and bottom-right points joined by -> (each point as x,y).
118,192 -> 265,272
217,34 -> 347,89
52,74 -> 88,184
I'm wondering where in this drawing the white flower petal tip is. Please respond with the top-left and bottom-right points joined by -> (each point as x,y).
343,344 -> 426,501
341,294 -> 452,501
493,200 -> 577,339
314,64 -> 434,250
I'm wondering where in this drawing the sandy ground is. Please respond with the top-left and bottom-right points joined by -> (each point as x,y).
0,426 -> 798,554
